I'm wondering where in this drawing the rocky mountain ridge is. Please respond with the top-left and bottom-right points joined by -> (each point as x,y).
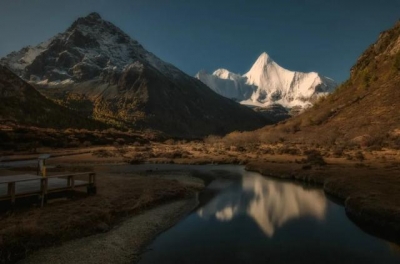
1,12 -> 269,137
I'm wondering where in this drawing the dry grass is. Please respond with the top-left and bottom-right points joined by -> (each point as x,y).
0,169 -> 199,263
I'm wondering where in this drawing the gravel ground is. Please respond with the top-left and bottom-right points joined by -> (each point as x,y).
19,198 -> 198,264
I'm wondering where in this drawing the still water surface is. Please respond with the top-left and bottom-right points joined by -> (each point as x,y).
133,165 -> 400,264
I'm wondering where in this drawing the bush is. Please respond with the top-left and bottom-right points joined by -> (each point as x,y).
83,141 -> 92,147
355,151 -> 365,161
157,150 -> 191,159
92,149 -> 114,158
115,138 -> 125,145
332,146 -> 344,157
261,147 -> 275,155
276,146 -> 301,155
129,153 -> 145,164
164,139 -> 175,145
303,149 -> 327,166
394,51 -> 400,70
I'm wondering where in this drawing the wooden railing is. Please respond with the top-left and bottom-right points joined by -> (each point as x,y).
0,172 -> 96,207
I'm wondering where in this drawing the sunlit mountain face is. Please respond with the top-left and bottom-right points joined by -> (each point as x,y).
198,175 -> 327,237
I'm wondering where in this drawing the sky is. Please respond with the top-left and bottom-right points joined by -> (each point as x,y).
0,0 -> 399,83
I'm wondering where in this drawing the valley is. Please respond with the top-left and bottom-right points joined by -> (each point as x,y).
0,13 -> 268,138
1,142 -> 400,263
0,6 -> 400,264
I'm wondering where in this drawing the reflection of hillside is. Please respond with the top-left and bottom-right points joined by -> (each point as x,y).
198,176 -> 327,237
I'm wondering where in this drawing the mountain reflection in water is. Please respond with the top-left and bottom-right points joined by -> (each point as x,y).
138,165 -> 400,264
198,175 -> 327,237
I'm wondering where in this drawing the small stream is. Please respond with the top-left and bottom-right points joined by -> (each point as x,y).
130,164 -> 400,264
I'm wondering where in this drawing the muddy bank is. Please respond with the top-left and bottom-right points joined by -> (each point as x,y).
19,198 -> 198,264
246,161 -> 400,243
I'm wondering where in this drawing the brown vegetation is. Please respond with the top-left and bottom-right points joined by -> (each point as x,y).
0,168 -> 201,263
241,21 -> 400,151
0,125 -> 152,153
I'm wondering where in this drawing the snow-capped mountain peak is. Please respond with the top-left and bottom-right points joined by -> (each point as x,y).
244,53 -> 293,90
213,68 -> 234,78
85,12 -> 102,20
213,68 -> 244,82
195,69 -> 255,101
253,52 -> 274,67
196,52 -> 337,109
0,12 -> 182,84
0,12 -> 269,137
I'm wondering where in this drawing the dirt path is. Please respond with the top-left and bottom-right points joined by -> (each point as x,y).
19,197 -> 198,264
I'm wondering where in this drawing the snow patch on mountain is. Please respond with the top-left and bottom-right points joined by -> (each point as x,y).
195,69 -> 254,101
0,12 -> 183,83
196,52 -> 337,109
2,36 -> 55,75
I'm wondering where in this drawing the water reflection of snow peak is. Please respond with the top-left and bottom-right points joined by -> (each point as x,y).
197,175 -> 327,237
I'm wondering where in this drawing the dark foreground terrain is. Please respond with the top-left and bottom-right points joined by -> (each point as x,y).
0,139 -> 400,263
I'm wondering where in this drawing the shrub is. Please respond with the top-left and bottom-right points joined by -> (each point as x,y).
302,164 -> 312,170
261,147 -> 275,155
129,153 -> 145,164
158,150 -> 191,159
68,139 -> 80,148
92,149 -> 114,158
276,146 -> 301,155
394,51 -> 400,70
83,141 -> 92,147
332,146 -> 344,157
164,139 -> 175,145
354,151 -> 365,161
115,138 -> 125,145
303,149 -> 327,166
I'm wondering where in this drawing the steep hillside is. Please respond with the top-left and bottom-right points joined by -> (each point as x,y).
1,12 -> 269,138
0,65 -> 104,130
260,20 -> 400,148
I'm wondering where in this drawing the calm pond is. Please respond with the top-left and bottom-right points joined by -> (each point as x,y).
132,164 -> 400,264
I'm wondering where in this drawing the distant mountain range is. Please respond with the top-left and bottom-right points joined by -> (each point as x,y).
196,52 -> 337,109
0,12 -> 269,137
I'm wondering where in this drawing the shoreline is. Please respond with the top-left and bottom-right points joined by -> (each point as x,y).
0,166 -> 206,264
245,161 -> 400,244
0,162 -> 240,264
19,197 -> 199,264
2,147 -> 400,262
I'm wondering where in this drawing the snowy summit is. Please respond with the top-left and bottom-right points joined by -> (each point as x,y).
0,12 -> 269,137
196,52 -> 337,109
0,12 -> 182,85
